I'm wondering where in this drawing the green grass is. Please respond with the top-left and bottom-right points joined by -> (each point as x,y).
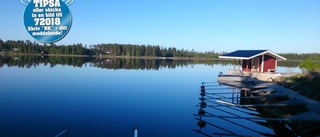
277,72 -> 320,101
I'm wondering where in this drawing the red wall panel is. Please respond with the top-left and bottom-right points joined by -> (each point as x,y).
263,55 -> 276,72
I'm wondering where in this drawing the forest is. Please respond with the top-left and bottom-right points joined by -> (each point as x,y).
0,39 -> 218,58
0,39 -> 319,60
0,56 -> 301,70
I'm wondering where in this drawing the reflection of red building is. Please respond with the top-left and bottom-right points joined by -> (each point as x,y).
219,50 -> 286,73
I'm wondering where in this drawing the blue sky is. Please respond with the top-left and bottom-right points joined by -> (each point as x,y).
0,0 -> 319,53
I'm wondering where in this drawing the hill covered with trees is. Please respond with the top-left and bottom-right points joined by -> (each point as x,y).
0,39 -> 319,60
0,39 -> 219,58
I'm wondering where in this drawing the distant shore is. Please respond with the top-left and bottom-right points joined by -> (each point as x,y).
0,52 -> 230,61
0,52 -> 308,61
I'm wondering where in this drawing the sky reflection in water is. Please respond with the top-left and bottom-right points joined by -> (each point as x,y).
0,62 -> 224,137
0,59 -> 302,137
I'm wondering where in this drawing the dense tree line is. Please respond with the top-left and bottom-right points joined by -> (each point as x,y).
0,39 -> 219,58
1,39 -> 319,60
279,53 -> 320,60
0,39 -> 93,55
92,43 -> 219,58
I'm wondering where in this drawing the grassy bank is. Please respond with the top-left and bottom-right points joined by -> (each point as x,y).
276,72 -> 320,101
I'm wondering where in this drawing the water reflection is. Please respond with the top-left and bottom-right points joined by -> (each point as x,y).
195,82 -> 320,136
0,60 -> 217,137
239,87 -> 319,137
194,82 -> 275,136
0,56 -> 302,70
0,56 -> 220,69
0,55 -> 310,137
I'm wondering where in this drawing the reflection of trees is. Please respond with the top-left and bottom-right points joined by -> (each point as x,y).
0,56 -> 92,68
277,61 -> 301,68
0,56 -> 233,69
0,56 -> 301,70
81,59 -> 236,70
0,56 -> 208,69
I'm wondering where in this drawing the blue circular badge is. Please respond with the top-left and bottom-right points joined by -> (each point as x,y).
23,0 -> 72,43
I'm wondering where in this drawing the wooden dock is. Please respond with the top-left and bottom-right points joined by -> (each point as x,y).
217,81 -> 320,122
266,83 -> 320,122
198,81 -> 320,136
288,111 -> 320,122
199,80 -> 320,136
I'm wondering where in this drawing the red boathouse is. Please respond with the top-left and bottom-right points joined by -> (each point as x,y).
219,50 -> 287,73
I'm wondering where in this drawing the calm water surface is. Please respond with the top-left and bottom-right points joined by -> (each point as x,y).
0,60 -> 219,137
0,58 -> 301,137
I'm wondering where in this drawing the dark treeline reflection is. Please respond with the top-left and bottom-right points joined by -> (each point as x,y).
0,56 -> 301,70
277,60 -> 301,68
90,58 -> 235,70
0,56 -> 91,68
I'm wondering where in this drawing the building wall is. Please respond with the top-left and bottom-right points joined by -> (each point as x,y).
251,55 -> 263,72
263,55 -> 276,72
241,55 -> 277,72
259,56 -> 263,72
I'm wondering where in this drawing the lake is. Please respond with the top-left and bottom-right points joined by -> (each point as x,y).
0,56 -> 302,137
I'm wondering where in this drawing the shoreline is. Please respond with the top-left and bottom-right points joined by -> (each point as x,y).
0,52 -> 228,61
0,52 -> 307,61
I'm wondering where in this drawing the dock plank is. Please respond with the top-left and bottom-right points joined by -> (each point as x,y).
288,111 -> 320,122
262,83 -> 320,122
213,81 -> 320,122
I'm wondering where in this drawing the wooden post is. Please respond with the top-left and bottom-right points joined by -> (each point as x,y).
233,59 -> 235,70
246,60 -> 249,71
258,57 -> 260,72
238,59 -> 241,71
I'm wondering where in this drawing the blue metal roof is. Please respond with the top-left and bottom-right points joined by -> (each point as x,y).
221,50 -> 268,58
219,50 -> 287,60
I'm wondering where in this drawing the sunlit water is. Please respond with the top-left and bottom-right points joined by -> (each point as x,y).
0,59 -> 301,137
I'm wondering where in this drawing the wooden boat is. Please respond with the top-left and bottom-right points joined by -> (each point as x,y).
217,72 -> 256,83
